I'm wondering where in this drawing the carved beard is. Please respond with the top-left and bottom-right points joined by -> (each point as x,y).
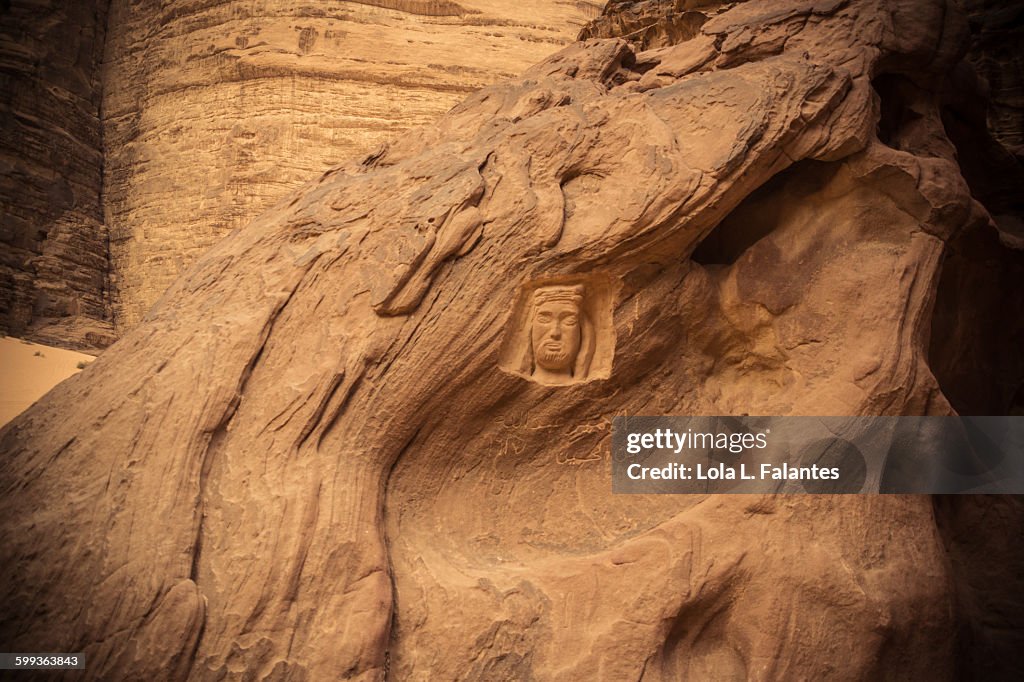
537,343 -> 573,371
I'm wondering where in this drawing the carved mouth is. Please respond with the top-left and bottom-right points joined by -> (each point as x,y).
538,342 -> 571,369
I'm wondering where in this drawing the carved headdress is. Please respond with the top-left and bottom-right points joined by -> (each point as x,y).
532,284 -> 584,306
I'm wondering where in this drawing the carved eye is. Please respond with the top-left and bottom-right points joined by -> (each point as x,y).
537,312 -> 552,323
563,315 -> 578,326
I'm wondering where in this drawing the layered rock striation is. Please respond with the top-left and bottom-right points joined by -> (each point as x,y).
102,0 -> 603,329
0,0 -> 115,350
962,0 -> 1024,152
1,0 -> 1023,679
1,0 -> 601,347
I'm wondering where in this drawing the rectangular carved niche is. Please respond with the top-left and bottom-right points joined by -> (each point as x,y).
498,274 -> 617,386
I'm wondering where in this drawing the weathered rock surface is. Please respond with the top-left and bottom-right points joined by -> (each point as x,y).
1,0 -> 1022,680
962,0 -> 1024,152
578,0 -> 719,50
0,0 -> 115,351
102,0 -> 603,330
1,1 -> 600,347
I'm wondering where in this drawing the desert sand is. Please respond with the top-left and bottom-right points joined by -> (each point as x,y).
0,337 -> 94,427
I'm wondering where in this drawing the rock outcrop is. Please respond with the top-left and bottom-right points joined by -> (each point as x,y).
578,0 -> 718,50
0,0 -> 115,350
962,0 -> 1024,152
102,0 -> 603,330
1,0 -> 1022,679
0,0 -> 601,347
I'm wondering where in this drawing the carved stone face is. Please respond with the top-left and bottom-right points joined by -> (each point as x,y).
531,298 -> 582,374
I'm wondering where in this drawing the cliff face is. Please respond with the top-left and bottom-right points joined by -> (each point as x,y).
3,1 -> 1020,679
0,0 -> 601,346
101,0 -> 603,329
578,0 -> 720,49
0,0 -> 115,350
2,0 -> 1018,357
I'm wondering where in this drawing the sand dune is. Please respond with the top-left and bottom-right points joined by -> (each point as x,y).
0,337 -> 95,427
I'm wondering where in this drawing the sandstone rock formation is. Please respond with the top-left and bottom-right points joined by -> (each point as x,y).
0,0 -> 115,350
1,0 -> 1023,680
102,0 -> 603,330
578,0 -> 717,50
961,0 -> 1024,151
1,0 -> 601,349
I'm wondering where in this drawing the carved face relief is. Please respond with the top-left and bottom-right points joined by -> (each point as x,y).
500,277 -> 612,386
530,285 -> 585,383
533,301 -> 581,371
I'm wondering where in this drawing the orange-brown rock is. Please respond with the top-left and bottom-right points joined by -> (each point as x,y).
1,0 -> 1022,680
102,0 -> 603,330
1,1 -> 600,347
0,0 -> 115,351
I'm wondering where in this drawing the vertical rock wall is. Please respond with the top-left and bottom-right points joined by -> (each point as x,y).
0,0 -> 114,351
101,0 -> 603,330
962,0 -> 1024,151
2,0 -> 1021,357
1,0 -> 602,345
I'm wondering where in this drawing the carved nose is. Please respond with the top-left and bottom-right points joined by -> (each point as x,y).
550,325 -> 562,339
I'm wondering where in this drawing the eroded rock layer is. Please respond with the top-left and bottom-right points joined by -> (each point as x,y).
0,0 -> 115,350
102,0 -> 603,330
962,0 -> 1024,151
1,0 -> 1022,680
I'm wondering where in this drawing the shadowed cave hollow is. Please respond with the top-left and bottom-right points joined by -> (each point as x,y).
690,157 -> 1024,680
689,69 -> 1024,674
693,72 -> 1024,421
689,161 -> 816,268
928,51 -> 1024,682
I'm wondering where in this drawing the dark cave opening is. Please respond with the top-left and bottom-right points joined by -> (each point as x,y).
873,73 -> 925,150
929,39 -> 1024,680
926,61 -> 1024,418
927,222 -> 1024,417
690,160 -> 837,266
